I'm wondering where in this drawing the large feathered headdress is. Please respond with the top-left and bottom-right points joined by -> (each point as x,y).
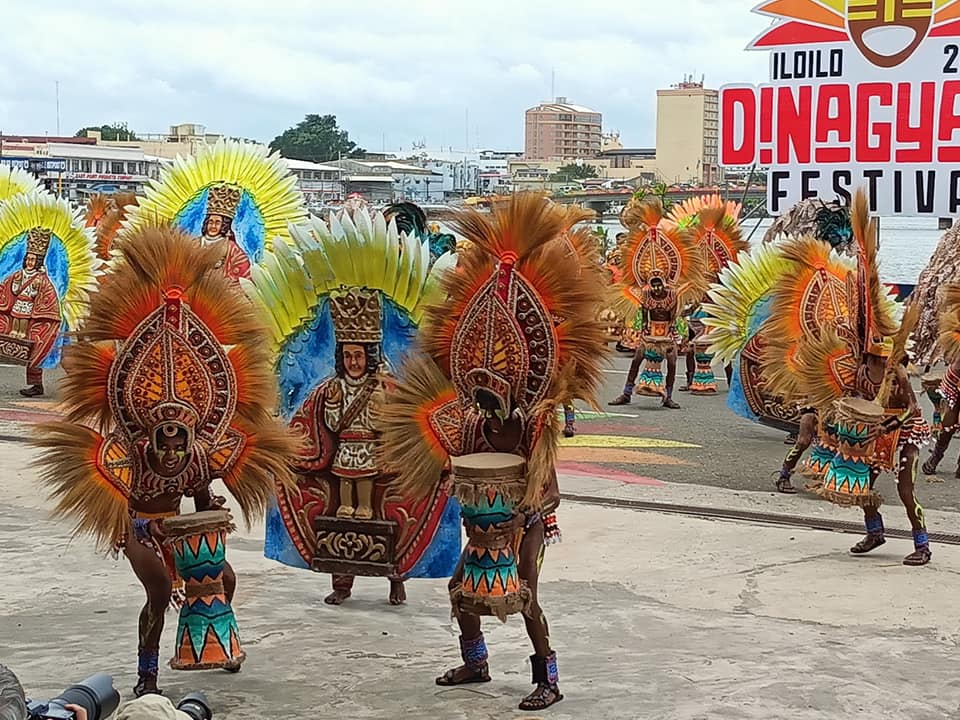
670,194 -> 747,284
615,197 -> 708,310
379,194 -> 608,508
121,139 -> 307,264
33,227 -> 296,549
758,188 -> 900,411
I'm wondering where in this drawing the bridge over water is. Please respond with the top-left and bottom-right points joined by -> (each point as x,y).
551,188 -> 769,219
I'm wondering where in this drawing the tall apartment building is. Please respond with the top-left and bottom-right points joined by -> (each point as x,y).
655,80 -> 720,185
524,97 -> 602,161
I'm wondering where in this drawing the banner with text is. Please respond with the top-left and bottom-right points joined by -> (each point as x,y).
720,0 -> 960,216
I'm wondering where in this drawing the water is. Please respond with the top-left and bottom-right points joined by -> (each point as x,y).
600,215 -> 946,284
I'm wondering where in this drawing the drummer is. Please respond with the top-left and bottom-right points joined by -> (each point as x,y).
609,273 -> 683,409
850,340 -> 932,566
377,195 -> 608,711
922,360 -> 960,476
32,228 -> 294,696
434,384 -> 562,711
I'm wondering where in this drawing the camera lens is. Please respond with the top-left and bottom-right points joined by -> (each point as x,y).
177,691 -> 212,720
50,673 -> 120,720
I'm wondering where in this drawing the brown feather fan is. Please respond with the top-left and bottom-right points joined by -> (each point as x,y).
382,193 -> 609,508
876,297 -> 920,408
850,188 -> 898,348
424,194 -> 608,412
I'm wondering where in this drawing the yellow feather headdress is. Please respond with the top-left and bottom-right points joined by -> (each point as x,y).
122,139 -> 307,257
701,243 -> 792,364
242,209 -> 455,361
0,192 -> 100,330
0,166 -> 42,202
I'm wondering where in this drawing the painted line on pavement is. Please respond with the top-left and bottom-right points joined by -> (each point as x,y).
558,461 -> 665,486
560,434 -> 699,449
557,447 -> 689,465
556,408 -> 643,419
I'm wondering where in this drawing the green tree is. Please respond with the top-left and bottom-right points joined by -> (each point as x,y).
632,181 -> 672,210
269,114 -> 366,163
550,163 -> 599,183
74,123 -> 138,141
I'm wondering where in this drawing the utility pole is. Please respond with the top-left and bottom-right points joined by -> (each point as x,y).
55,81 -> 60,135
464,108 -> 469,199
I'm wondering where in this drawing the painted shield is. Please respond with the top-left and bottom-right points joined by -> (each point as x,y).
846,0 -> 933,68
739,333 -> 803,432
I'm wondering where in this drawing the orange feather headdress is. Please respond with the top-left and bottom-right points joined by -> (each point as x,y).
615,197 -> 708,310
379,194 -> 608,508
33,225 -> 296,548
670,193 -> 747,284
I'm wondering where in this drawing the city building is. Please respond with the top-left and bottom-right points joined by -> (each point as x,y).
387,148 -> 521,198
283,158 -> 344,206
655,78 -> 721,185
84,123 -> 225,159
0,135 -> 161,199
524,97 -> 602,161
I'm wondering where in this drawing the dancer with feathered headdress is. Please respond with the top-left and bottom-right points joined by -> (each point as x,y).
246,206 -> 460,606
759,188 -> 930,565
608,197 -> 708,409
33,227 -> 297,695
377,193 -> 607,711
670,194 -> 747,394
122,139 -> 307,282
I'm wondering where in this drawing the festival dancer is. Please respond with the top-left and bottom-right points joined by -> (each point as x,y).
33,226 -> 296,695
762,189 -> 930,565
760,237 -> 867,494
122,139 -> 307,283
252,209 -> 460,606
0,192 -> 99,396
702,200 -> 863,435
608,197 -> 706,408
921,286 -> 960,476
384,201 -> 457,262
670,195 -> 747,394
377,194 -> 607,711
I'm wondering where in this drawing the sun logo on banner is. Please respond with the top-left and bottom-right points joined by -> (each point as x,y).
750,0 -> 960,67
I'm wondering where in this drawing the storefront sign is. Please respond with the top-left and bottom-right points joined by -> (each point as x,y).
0,157 -> 65,172
67,172 -> 142,182
720,1 -> 960,215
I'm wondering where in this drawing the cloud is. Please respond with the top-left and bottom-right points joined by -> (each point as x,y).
0,0 -> 772,149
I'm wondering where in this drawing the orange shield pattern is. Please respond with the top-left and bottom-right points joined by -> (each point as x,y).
846,0 -> 934,67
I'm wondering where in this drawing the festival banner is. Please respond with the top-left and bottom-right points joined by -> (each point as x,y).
719,0 -> 960,215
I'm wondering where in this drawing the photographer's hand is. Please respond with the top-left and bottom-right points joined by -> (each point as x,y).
64,705 -> 88,720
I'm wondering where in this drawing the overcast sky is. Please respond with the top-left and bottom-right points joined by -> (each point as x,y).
1,0 -> 772,152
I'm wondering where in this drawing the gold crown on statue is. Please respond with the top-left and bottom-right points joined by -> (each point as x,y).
206,183 -> 242,219
329,287 -> 383,344
865,335 -> 894,358
26,227 -> 52,256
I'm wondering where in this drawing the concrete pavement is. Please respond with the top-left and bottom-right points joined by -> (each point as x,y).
3,437 -> 960,719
